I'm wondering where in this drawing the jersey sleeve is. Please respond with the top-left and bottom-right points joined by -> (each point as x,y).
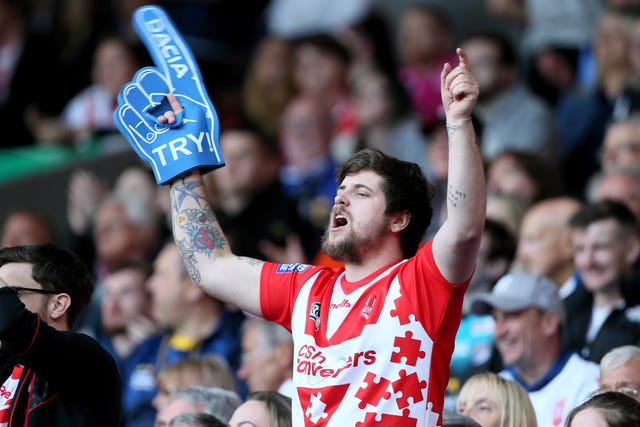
260,262 -> 325,331
399,241 -> 470,337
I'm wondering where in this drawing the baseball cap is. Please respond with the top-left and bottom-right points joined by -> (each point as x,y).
470,272 -> 565,323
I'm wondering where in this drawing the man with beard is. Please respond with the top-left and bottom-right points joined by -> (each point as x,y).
142,47 -> 486,426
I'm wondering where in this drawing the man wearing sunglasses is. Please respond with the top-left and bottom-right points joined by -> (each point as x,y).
0,244 -> 122,426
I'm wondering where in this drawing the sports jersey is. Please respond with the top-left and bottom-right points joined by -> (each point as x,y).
261,241 -> 468,426
501,352 -> 599,427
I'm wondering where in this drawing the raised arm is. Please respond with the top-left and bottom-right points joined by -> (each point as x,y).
432,48 -> 486,284
170,171 -> 263,316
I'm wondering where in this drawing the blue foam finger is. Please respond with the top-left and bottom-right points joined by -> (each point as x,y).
113,5 -> 224,185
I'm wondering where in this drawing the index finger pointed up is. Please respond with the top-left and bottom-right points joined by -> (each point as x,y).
456,47 -> 470,71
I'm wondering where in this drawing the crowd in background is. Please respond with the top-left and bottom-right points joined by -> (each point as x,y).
4,0 -> 640,426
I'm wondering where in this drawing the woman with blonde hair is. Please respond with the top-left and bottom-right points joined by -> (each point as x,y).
456,372 -> 537,427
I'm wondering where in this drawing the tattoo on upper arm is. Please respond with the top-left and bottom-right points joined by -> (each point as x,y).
238,256 -> 264,268
448,184 -> 467,208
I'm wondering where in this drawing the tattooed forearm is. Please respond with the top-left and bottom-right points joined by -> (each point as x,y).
176,239 -> 202,284
171,179 -> 209,211
448,184 -> 467,208
238,256 -> 264,268
175,206 -> 226,255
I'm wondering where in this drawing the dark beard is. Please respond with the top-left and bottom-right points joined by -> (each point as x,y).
321,228 -> 363,264
321,218 -> 388,264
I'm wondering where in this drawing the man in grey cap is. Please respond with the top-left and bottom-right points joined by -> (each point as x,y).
470,271 -> 599,427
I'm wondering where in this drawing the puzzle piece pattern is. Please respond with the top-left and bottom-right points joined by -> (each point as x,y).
355,372 -> 392,410
391,331 -> 426,366
392,370 -> 427,409
390,294 -> 415,325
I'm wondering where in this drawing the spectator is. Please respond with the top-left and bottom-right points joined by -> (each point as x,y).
0,207 -> 56,247
0,0 -> 66,146
97,261 -> 157,365
395,4 -> 457,128
169,412 -> 226,427
515,197 -> 583,297
471,271 -> 599,426
565,200 -> 640,361
456,372 -> 537,427
486,150 -> 562,207
292,33 -> 358,163
122,241 -> 245,427
237,317 -> 294,397
460,31 -> 559,163
278,95 -> 338,236
350,66 -> 428,173
586,165 -> 640,229
156,386 -> 242,427
0,244 -> 121,425
598,115 -> 640,172
565,391 -> 640,427
228,391 -> 292,427
485,192 -> 529,237
242,36 -> 296,139
27,36 -> 144,147
153,357 -> 238,411
557,9 -> 636,195
206,124 -> 319,262
596,345 -> 640,402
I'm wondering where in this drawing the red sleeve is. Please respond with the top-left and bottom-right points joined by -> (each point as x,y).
399,241 -> 470,338
260,262 -> 325,331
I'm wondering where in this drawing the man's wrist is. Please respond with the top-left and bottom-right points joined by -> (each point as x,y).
445,117 -> 472,131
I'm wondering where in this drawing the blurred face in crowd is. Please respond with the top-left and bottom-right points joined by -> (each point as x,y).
155,397 -> 200,427
516,200 -> 580,283
294,44 -> 346,97
460,37 -> 503,101
571,219 -> 639,293
487,155 -> 538,205
397,8 -> 449,66
600,121 -> 640,172
228,400 -> 269,427
352,71 -> 393,128
237,324 -> 286,392
94,201 -> 136,266
101,267 -> 149,335
1,212 -> 52,248
216,130 -> 280,197
593,12 -> 631,70
599,358 -> 640,402
280,97 -> 330,168
146,244 -> 190,328
492,307 -> 548,370
93,38 -> 139,98
593,172 -> 640,227
457,380 -> 502,427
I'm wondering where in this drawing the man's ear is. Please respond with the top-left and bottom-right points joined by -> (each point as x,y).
390,211 -> 411,233
48,293 -> 71,323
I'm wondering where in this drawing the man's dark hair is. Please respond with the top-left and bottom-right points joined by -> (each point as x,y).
337,148 -> 435,258
569,200 -> 638,234
0,244 -> 93,328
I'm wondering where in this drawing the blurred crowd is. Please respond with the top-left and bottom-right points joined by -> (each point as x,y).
4,0 -> 640,426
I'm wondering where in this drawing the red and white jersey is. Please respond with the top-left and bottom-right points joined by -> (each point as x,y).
261,242 -> 468,426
